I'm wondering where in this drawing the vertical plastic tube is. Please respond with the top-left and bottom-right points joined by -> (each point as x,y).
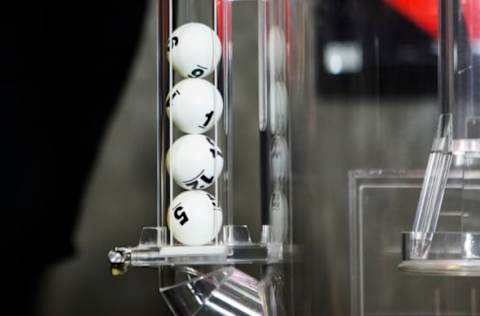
157,0 -> 231,249
258,0 -> 292,244
454,0 -> 480,235
410,0 -> 456,259
157,0 -> 172,229
220,0 -> 234,228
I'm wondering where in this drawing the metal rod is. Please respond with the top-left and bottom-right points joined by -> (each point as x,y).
439,0 -> 456,117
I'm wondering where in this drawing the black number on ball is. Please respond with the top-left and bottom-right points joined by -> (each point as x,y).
184,175 -> 213,190
206,192 -> 217,207
200,111 -> 214,128
206,137 -> 223,158
167,36 -> 179,52
173,205 -> 189,225
185,179 -> 200,189
166,90 -> 180,108
188,65 -> 208,78
200,174 -> 214,184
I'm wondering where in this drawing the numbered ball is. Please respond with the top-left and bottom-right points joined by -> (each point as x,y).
168,23 -> 222,78
166,78 -> 223,134
270,190 -> 288,242
268,26 -> 286,77
167,190 -> 223,245
271,136 -> 289,185
166,135 -> 224,190
269,81 -> 288,135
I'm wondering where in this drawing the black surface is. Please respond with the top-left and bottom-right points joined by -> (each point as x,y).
1,1 -> 147,314
315,0 -> 437,97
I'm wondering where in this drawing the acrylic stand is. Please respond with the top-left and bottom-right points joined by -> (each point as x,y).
108,0 -> 305,314
350,169 -> 480,316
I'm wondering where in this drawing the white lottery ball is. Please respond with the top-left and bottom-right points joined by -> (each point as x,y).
269,81 -> 288,135
166,78 -> 223,134
168,23 -> 222,78
270,190 -> 288,242
166,135 -> 224,190
167,190 -> 223,245
268,26 -> 286,77
271,136 -> 289,185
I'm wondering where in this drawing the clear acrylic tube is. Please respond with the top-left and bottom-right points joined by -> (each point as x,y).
157,0 -> 231,248
110,0 -> 309,312
258,0 -> 292,244
156,0 -> 298,254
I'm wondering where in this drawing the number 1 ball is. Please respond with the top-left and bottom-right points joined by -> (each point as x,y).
168,23 -> 222,78
166,78 -> 223,134
167,190 -> 223,246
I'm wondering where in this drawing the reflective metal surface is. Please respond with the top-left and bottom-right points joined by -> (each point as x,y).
400,232 -> 480,276
160,267 -> 265,316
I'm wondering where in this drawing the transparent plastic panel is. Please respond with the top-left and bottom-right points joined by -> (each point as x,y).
157,0 -> 296,253
410,114 -> 453,258
350,170 -> 480,316
460,152 -> 480,233
109,0 -> 310,272
408,0 -> 480,262
108,1 -> 310,314
258,265 -> 291,316
160,0 -> 228,248
450,0 -> 480,139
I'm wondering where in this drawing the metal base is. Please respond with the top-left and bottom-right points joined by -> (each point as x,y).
398,259 -> 480,276
399,231 -> 480,276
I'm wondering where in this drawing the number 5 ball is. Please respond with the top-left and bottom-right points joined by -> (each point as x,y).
168,23 -> 222,78
167,190 -> 223,246
166,135 -> 224,190
166,78 -> 223,134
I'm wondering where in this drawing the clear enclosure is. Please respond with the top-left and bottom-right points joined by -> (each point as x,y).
296,0 -> 480,315
402,0 -> 480,274
109,0 -> 310,314
350,170 -> 480,315
154,0 -> 297,266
